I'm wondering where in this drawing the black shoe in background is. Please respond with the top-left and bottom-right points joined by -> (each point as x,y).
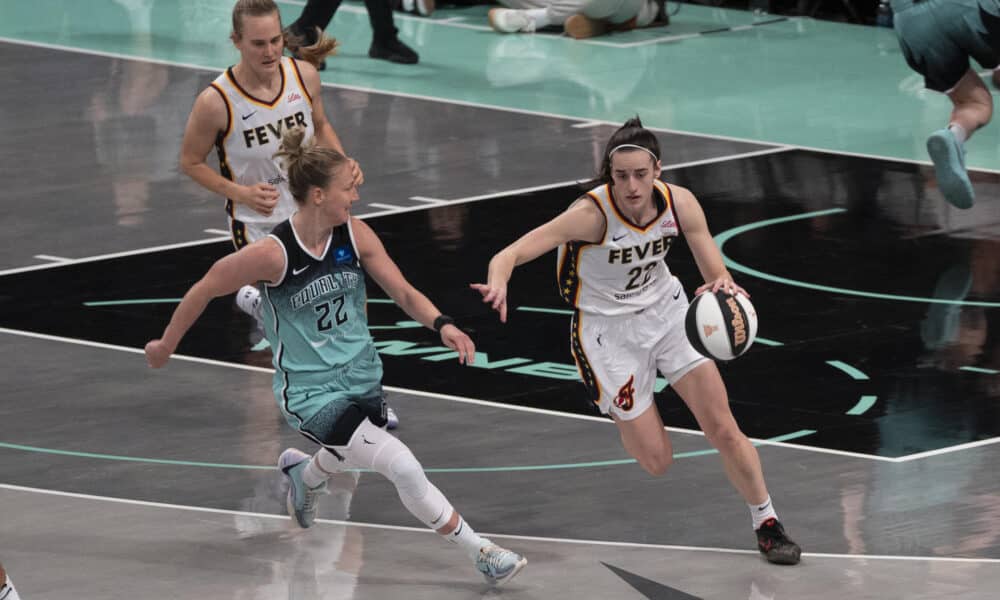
755,518 -> 801,565
369,37 -> 419,64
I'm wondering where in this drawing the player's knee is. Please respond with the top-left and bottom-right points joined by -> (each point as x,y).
704,423 -> 744,453
387,448 -> 429,498
636,450 -> 672,476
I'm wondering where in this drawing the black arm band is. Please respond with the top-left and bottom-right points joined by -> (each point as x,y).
432,314 -> 455,332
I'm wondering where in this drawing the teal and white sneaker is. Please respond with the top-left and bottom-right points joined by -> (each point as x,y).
475,541 -> 527,586
278,448 -> 327,528
927,128 -> 975,209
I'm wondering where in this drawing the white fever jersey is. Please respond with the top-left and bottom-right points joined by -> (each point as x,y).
557,180 -> 682,315
210,56 -> 315,246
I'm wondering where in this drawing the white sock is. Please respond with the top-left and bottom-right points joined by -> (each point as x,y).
446,515 -> 488,561
526,8 -> 551,28
303,448 -> 342,488
750,495 -> 778,530
948,123 -> 968,145
1,576 -> 22,600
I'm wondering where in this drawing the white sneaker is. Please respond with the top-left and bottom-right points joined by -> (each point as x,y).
488,9 -> 536,33
475,541 -> 527,586
236,284 -> 263,323
386,406 -> 399,430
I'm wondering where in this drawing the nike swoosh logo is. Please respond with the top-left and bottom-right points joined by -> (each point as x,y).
293,266 -> 309,275
241,111 -> 256,120
672,290 -> 681,300
362,436 -> 375,445
758,501 -> 771,511
309,338 -> 329,349
612,234 -> 628,242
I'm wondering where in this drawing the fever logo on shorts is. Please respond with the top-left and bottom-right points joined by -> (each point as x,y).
614,375 -> 636,411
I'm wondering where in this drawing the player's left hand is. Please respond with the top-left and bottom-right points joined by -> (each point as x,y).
349,158 -> 364,188
696,276 -> 748,298
439,324 -> 476,365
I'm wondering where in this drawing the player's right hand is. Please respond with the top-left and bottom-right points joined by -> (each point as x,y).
470,282 -> 508,323
144,339 -> 173,369
240,183 -> 280,216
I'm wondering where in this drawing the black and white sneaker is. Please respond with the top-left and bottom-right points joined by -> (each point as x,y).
756,518 -> 801,565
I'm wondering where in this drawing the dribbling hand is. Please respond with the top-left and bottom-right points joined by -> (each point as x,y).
696,276 -> 749,298
469,282 -> 508,323
439,324 -> 476,365
144,339 -> 173,369
240,183 -> 280,216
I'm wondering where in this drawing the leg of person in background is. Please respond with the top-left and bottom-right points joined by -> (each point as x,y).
287,0 -> 419,66
488,0 -> 585,34
564,0 -> 665,40
365,0 -> 420,64
927,68 -> 992,209
286,0 -> 343,70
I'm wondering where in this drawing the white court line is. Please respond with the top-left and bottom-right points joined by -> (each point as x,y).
360,146 -> 797,219
8,34 -> 996,174
367,202 -> 408,211
0,327 -> 898,462
33,255 -> 72,263
2,482 -> 998,563
203,228 -> 230,235
571,121 -> 607,129
409,196 -> 448,205
0,235 -> 229,277
894,436 -> 1000,462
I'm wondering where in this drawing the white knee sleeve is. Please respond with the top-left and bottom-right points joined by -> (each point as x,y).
339,419 -> 454,530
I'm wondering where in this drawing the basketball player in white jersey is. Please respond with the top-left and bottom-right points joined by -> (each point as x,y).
472,117 -> 802,565
179,1 -> 396,429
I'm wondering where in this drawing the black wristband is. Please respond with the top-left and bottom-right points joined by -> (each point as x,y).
432,314 -> 455,332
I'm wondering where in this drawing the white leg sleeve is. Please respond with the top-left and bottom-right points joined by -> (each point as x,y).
337,419 -> 454,530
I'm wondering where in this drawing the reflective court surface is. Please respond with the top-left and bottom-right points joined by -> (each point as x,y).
1,1 -> 999,599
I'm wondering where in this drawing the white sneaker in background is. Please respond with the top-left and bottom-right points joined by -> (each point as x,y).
488,9 -> 536,33
236,285 -> 263,321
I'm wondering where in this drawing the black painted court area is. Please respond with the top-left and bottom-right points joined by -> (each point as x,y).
4,149 -> 998,458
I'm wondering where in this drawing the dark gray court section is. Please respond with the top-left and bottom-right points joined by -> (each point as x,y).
0,42 -> 774,270
2,332 -> 1000,599
2,43 -> 999,599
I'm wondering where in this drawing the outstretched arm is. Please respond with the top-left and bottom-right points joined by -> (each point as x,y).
145,240 -> 284,367
471,198 -> 605,322
670,184 -> 748,297
352,218 -> 475,365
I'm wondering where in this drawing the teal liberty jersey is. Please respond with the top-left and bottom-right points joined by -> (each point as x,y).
261,219 -> 383,393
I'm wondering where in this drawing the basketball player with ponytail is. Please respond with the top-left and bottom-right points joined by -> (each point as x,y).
473,117 -> 801,565
147,127 -> 527,585
180,1 -> 397,427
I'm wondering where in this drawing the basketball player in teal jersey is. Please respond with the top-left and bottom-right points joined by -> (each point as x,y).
892,0 -> 1000,209
146,127 -> 527,586
181,1 -> 397,427
472,117 -> 801,565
